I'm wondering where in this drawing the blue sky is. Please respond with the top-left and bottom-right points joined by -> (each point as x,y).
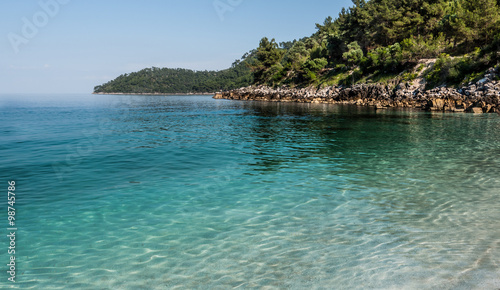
1,0 -> 352,94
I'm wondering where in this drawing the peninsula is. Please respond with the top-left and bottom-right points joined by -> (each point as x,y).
95,0 -> 500,112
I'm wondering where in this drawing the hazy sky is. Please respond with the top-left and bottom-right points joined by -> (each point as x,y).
1,0 -> 352,94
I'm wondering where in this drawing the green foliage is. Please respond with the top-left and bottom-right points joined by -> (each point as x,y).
343,42 -> 364,66
402,71 -> 418,81
301,58 -> 328,82
399,34 -> 448,61
94,59 -> 253,94
250,37 -> 285,83
423,49 -> 497,87
360,42 -> 407,73
256,37 -> 283,67
441,0 -> 500,51
282,41 -> 309,70
266,63 -> 286,84
306,58 -> 328,72
425,53 -> 454,85
248,0 -> 500,88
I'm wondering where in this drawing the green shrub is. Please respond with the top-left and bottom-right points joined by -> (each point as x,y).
306,58 -> 328,72
425,53 -> 454,86
402,71 -> 418,81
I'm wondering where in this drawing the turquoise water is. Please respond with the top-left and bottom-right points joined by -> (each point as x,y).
1,94 -> 500,289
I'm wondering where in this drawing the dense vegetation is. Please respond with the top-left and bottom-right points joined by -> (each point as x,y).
93,59 -> 253,94
95,0 -> 500,94
249,0 -> 500,88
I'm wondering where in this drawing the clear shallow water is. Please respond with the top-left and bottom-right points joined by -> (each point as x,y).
1,94 -> 500,289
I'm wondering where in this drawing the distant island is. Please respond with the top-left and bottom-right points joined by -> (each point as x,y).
94,0 -> 500,112
93,61 -> 253,95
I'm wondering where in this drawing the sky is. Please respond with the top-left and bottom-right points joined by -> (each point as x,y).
1,0 -> 353,94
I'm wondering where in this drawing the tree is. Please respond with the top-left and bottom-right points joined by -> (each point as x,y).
462,0 -> 500,45
443,0 -> 500,50
256,37 -> 283,67
343,41 -> 364,84
282,41 -> 309,71
251,37 -> 285,83
343,41 -> 364,67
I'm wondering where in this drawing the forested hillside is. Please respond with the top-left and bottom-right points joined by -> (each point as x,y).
93,59 -> 253,94
250,0 -> 500,88
95,0 -> 500,94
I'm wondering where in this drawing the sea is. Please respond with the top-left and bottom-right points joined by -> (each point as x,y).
1,93 -> 499,289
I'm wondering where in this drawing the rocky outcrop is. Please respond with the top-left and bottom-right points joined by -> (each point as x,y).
214,67 -> 500,113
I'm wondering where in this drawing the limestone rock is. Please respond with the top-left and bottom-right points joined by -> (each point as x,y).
471,107 -> 484,114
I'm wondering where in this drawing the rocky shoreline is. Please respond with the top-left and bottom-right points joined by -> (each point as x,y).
93,92 -> 214,96
214,67 -> 500,114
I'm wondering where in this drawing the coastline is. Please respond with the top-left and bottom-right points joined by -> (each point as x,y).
214,68 -> 500,114
93,92 -> 215,96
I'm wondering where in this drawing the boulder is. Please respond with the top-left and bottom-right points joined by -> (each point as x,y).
431,98 -> 445,110
471,107 -> 484,114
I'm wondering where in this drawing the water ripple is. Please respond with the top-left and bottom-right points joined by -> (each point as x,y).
1,95 -> 500,289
